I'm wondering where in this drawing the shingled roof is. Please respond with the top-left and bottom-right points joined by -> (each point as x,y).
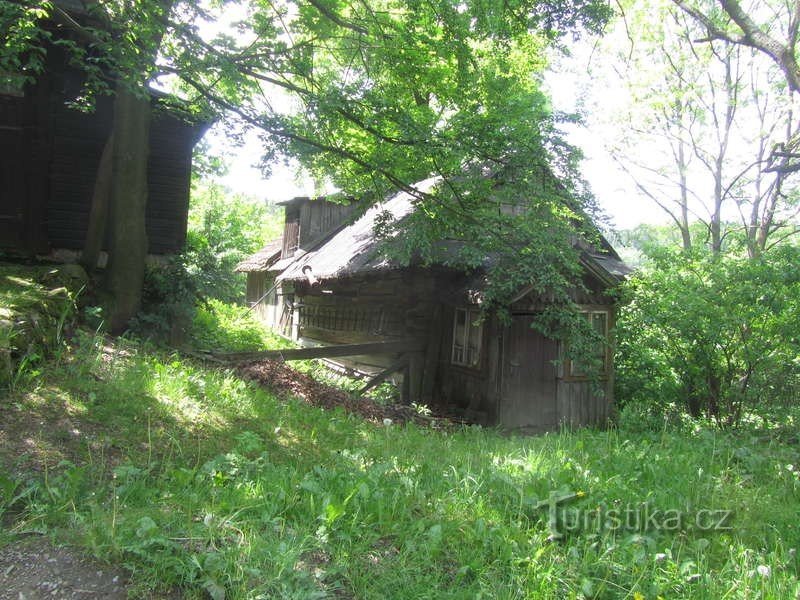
264,175 -> 629,286
235,238 -> 283,272
275,176 -> 439,282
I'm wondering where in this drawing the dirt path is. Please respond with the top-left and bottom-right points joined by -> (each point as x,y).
0,536 -> 128,599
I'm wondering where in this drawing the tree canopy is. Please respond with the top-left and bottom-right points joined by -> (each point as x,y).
2,0 -> 616,338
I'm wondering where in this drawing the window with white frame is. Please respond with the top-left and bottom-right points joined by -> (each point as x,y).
451,307 -> 483,367
568,310 -> 610,378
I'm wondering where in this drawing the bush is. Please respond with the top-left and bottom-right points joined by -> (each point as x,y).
185,183 -> 282,303
190,299 -> 286,352
616,246 -> 800,427
129,256 -> 198,345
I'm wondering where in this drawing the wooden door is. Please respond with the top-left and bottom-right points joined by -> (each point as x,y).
0,126 -> 27,249
500,315 -> 559,429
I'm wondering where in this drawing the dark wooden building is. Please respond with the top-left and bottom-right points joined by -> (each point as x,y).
0,28 -> 205,258
238,178 -> 630,430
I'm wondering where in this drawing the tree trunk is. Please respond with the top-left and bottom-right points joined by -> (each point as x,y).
81,131 -> 114,271
106,88 -> 150,333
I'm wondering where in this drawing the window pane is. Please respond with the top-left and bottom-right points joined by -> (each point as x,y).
452,309 -> 467,364
452,308 -> 482,366
467,313 -> 481,366
591,312 -> 606,335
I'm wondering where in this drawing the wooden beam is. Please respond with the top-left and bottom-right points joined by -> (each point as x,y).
420,304 -> 443,403
213,339 -> 425,363
357,356 -> 408,397
407,351 -> 425,405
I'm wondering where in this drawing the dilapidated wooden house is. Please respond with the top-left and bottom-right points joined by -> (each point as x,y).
0,2 -> 205,258
238,178 -> 629,430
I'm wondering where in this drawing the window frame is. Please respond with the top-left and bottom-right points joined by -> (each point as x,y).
563,307 -> 612,381
451,307 -> 483,368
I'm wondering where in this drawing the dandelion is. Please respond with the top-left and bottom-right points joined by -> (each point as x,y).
655,553 -> 667,562
383,418 -> 393,427
756,565 -> 772,578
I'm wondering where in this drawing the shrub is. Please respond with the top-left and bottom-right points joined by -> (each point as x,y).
616,246 -> 800,427
129,256 -> 198,345
190,299 -> 284,352
185,183 -> 282,303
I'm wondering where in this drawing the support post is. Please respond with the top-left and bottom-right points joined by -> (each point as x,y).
420,304 -> 443,403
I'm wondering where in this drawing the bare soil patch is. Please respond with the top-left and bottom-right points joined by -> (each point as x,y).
0,536 -> 128,600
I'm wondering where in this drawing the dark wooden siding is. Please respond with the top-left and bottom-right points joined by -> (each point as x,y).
47,95 -> 195,254
292,270 -> 436,373
435,305 -> 495,423
0,78 -> 50,253
145,114 -> 195,253
0,45 -> 200,256
46,95 -> 110,250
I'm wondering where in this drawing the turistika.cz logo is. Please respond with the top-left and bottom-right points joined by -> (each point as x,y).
535,491 -> 734,540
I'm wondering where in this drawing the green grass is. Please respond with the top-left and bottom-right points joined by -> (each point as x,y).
0,264 -> 54,314
1,331 -> 799,599
0,263 -> 82,389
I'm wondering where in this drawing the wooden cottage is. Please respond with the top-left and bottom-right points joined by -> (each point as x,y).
238,178 -> 629,430
0,6 -> 205,258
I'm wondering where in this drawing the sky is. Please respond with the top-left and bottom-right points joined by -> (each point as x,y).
209,117 -> 669,231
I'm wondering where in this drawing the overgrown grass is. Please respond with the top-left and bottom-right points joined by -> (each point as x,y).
0,263 -> 81,389
1,331 -> 798,599
0,265 -> 52,312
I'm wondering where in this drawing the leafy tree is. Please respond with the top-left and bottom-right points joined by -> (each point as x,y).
2,0 -> 616,343
185,182 -> 282,303
586,0 -> 799,255
617,245 -> 800,426
672,0 -> 800,175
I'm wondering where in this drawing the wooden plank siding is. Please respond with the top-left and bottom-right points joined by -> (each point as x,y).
298,201 -> 355,249
289,271 -> 437,376
435,304 -> 495,423
0,45 -> 201,256
47,99 -> 196,254
0,76 -> 50,253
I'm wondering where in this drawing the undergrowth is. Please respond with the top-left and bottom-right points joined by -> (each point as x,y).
0,331 -> 798,599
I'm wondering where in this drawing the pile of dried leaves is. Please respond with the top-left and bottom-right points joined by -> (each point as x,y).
238,360 -> 452,429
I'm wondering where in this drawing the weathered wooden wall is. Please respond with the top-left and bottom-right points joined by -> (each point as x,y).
292,270 -> 437,375
435,305 -> 497,424
48,96 -> 197,254
556,379 -> 613,428
246,271 -> 291,335
298,201 -> 355,249
0,71 -> 50,253
0,47 -> 200,256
